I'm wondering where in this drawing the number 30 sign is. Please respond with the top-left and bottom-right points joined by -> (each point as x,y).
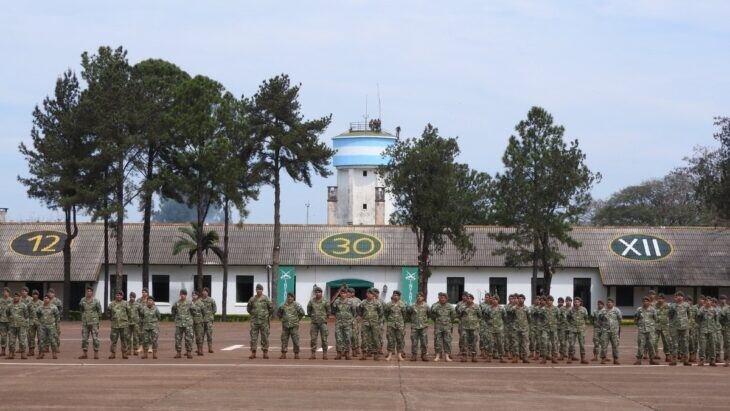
11,231 -> 67,256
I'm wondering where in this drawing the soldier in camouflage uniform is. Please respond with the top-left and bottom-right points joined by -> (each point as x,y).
696,297 -> 718,366
247,284 -> 273,359
78,286 -> 102,359
600,298 -> 622,364
36,296 -> 60,359
653,294 -> 672,362
430,292 -> 455,362
557,297 -> 570,360
591,300 -> 605,362
307,286 -> 330,360
566,296 -> 590,364
478,294 -> 491,359
455,293 -> 468,355
47,288 -> 63,352
6,292 -> 30,359
384,290 -> 407,361
407,292 -> 430,361
358,289 -> 383,360
373,288 -> 386,355
126,292 -> 142,356
484,294 -> 507,362
348,289 -> 362,356
278,292 -> 304,359
719,295 -> 729,366
508,294 -> 530,363
108,290 -> 131,359
505,294 -> 516,359
141,297 -> 161,359
457,293 -> 480,362
634,296 -> 658,365
26,289 -> 42,356
687,296 -> 699,363
172,289 -> 194,359
668,291 -> 691,366
0,287 -> 12,356
711,298 -> 722,364
200,287 -> 217,354
191,291 -> 206,356
331,286 -> 356,360
538,296 -> 560,364
528,299 -> 540,360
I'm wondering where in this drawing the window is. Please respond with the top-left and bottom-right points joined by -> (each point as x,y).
532,277 -> 546,297
25,282 -> 44,296
109,275 -> 128,300
615,286 -> 634,306
236,276 -> 254,303
489,277 -> 507,304
657,286 -> 676,296
362,203 -> 367,210
446,277 -> 464,304
701,286 -> 719,299
362,170 -> 368,177
192,275 -> 212,293
152,275 -> 170,303
69,282 -> 86,311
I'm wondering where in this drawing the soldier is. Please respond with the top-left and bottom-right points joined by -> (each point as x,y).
78,286 -> 102,359
668,291 -> 691,366
566,296 -> 590,364
307,286 -> 330,359
26,290 -> 42,357
505,294 -> 517,359
600,298 -> 622,365
247,284 -> 273,359
478,294 -> 491,359
456,293 -> 468,355
358,288 -> 383,360
172,289 -> 194,359
200,287 -> 217,354
407,292 -> 429,361
35,296 -> 60,359
430,292 -> 455,362
696,297 -> 717,366
384,290 -> 406,361
108,290 -> 131,359
348,288 -> 362,356
47,288 -> 62,352
0,287 -> 12,356
711,298 -> 722,364
591,300 -> 605,362
634,296 -> 658,365
484,294 -> 507,363
191,291 -> 205,356
277,292 -> 304,359
539,296 -> 560,364
457,293 -> 480,362
372,288 -> 386,355
719,295 -> 729,366
138,287 -> 149,307
557,297 -> 570,360
140,297 -> 160,359
509,294 -> 530,363
331,286 -> 356,360
528,297 -> 540,360
6,292 -> 30,359
653,294 -> 672,362
127,292 -> 142,356
687,296 -> 699,363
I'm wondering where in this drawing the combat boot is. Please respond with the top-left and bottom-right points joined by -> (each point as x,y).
591,354 -> 598,362
600,357 -> 608,364
93,351 -> 99,360
683,357 -> 691,366
421,353 -> 428,362
334,351 -> 342,360
141,350 -> 148,359
698,359 -> 704,366
567,356 -> 573,364
571,355 -> 579,361
669,355 -> 677,366
613,358 -> 620,365
634,359 -> 642,365
480,350 -> 487,359
262,350 -> 269,359
196,344 -> 203,356
174,351 -> 181,359
294,353 -> 300,359
460,353 -> 467,362
709,360 -> 717,367
108,352 -> 116,359
51,352 -> 57,359
322,352 -> 328,360
444,354 -> 453,362
433,353 -> 441,362
28,348 -> 34,356
36,351 -> 43,359
6,350 -> 13,360
551,356 -> 559,364
540,357 -> 547,364
344,351 -> 351,360
511,357 -> 519,364
471,354 -> 478,363
122,351 -> 128,360
78,351 -> 88,359
360,352 -> 368,360
20,351 -> 27,360
385,352 -> 392,361
499,357 -> 508,363
665,354 -> 670,362
152,350 -> 158,359
248,350 -> 256,359
279,352 -> 287,359
580,354 -> 589,364
485,355 -> 492,363
397,353 -> 405,362
186,351 -> 193,359
649,358 -> 659,365
522,357 -> 530,364
410,354 -> 417,361
208,344 -> 214,354
373,353 -> 380,361
310,352 -> 317,360
0,348 -> 4,357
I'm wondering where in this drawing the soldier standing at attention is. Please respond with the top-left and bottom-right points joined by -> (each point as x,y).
687,296 -> 699,363
138,288 -> 149,307
528,298 -> 540,360
348,288 -> 362,357
78,286 -> 102,359
200,287 -> 217,354
407,292 -> 430,361
457,293 -> 480,362
332,287 -> 356,360
277,292 -> 304,359
6,292 -> 30,359
509,294 -> 530,363
478,294 -> 491,359
108,290 -> 131,359
539,296 -> 560,364
171,289 -> 194,359
0,287 -> 13,356
141,297 -> 160,359
668,291 -> 691,366
47,288 -> 62,352
565,297 -> 589,364
127,292 -> 142,356
36,296 -> 60,359
384,290 -> 407,361
634,296 -> 658,365
557,297 -> 570,360
719,295 -> 729,366
430,292 -> 455,362
505,294 -> 517,360
307,286 -> 330,360
191,291 -> 205,356
247,284 -> 273,359
653,294 -> 672,362
358,289 -> 384,360
697,297 -> 718,366
485,295 -> 507,363
26,289 -> 42,357
591,300 -> 605,362
600,298 -> 622,365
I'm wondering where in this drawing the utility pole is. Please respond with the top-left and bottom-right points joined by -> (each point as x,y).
305,203 -> 310,224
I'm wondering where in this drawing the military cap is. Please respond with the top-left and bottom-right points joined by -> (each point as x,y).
674,291 -> 684,297
21,286 -> 29,292
256,284 -> 264,290
147,296 -> 155,301
347,288 -> 355,293
180,289 -> 188,295
438,292 -> 447,297
607,298 -> 614,303
392,290 -> 401,296
31,289 -> 39,296
313,286 -> 323,292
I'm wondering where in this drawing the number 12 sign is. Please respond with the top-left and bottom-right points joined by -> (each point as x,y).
11,231 -> 67,256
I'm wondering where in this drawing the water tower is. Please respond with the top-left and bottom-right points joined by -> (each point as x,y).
327,119 -> 397,225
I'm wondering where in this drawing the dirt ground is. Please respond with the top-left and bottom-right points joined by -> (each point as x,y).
0,321 -> 727,411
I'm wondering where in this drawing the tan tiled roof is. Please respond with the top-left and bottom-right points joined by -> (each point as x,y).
1,223 -> 728,286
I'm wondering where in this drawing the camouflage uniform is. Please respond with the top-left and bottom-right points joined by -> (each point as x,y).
484,304 -> 505,358
456,300 -> 465,353
654,303 -> 672,359
635,306 -> 657,360
7,301 -> 29,353
407,302 -> 430,357
508,305 -> 530,360
567,306 -> 589,358
78,297 -> 102,352
539,305 -> 559,360
126,299 -> 142,354
591,309 -> 603,358
26,297 -> 42,353
457,302 -> 481,358
697,306 -> 717,364
36,304 -> 60,353
358,299 -> 383,356
278,301 -> 305,354
478,301 -> 491,356
50,297 -> 63,349
430,301 -> 455,355
171,299 -> 194,353
349,295 -> 362,353
200,297 -> 217,350
332,296 -> 356,354
599,307 -> 622,360
246,295 -> 273,352
0,296 -> 11,352
557,305 -> 569,358
141,304 -> 161,351
528,305 -> 539,355
720,304 -> 730,362
307,297 -> 330,354
668,301 -> 690,361
688,303 -> 699,360
384,300 -> 407,355
191,299 -> 205,346
108,299 -> 131,355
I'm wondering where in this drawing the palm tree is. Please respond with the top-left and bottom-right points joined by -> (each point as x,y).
172,223 -> 223,290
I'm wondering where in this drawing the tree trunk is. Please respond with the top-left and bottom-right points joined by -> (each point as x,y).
531,236 -> 539,304
196,201 -> 204,293
222,198 -> 230,320
271,168 -> 281,307
115,170 -> 124,297
103,213 -> 109,312
62,206 -> 78,320
141,147 -> 154,291
417,238 -> 431,300
541,234 -> 553,295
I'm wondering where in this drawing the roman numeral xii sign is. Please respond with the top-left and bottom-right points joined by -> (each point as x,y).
610,234 -> 672,261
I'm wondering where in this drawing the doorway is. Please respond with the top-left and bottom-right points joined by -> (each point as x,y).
326,278 -> 374,301
573,278 -> 592,314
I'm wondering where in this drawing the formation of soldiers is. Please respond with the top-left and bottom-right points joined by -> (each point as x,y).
0,287 -> 62,359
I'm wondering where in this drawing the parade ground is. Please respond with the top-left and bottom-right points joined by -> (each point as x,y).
0,322 -> 727,410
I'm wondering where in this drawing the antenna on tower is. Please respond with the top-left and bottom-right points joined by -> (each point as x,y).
377,83 -> 382,121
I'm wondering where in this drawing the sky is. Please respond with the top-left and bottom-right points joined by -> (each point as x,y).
1,0 -> 728,224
